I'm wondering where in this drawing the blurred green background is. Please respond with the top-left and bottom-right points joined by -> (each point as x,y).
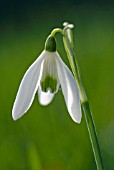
0,0 -> 114,169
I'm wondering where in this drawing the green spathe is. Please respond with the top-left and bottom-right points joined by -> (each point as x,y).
45,35 -> 56,52
41,75 -> 57,93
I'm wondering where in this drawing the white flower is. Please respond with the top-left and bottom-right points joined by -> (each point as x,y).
12,36 -> 82,123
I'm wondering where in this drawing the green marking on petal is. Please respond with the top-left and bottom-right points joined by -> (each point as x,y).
40,75 -> 57,93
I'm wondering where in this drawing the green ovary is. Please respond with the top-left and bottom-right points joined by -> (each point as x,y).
40,75 -> 57,93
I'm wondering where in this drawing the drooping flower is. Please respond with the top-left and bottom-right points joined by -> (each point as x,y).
12,35 -> 82,123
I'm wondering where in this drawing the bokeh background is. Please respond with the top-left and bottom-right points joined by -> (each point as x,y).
0,0 -> 114,169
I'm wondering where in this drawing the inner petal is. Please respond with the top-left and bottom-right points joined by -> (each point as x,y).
38,88 -> 55,106
40,52 -> 59,93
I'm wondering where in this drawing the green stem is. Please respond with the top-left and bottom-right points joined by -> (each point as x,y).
82,101 -> 104,170
63,33 -> 87,103
51,28 -> 63,36
63,28 -> 104,170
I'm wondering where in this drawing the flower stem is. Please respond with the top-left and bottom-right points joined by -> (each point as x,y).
82,101 -> 104,170
63,27 -> 104,170
51,28 -> 63,36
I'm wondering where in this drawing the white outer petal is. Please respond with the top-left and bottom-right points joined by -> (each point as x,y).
55,52 -> 82,123
38,88 -> 55,106
12,51 -> 46,120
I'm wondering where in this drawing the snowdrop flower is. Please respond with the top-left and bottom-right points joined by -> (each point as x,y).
12,35 -> 82,123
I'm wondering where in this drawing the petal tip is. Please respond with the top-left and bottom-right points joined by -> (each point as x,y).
12,112 -> 18,121
12,107 -> 21,121
76,117 -> 82,124
72,116 -> 82,124
71,110 -> 82,124
12,111 -> 18,121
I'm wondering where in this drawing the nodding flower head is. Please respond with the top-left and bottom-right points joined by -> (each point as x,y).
12,35 -> 82,123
